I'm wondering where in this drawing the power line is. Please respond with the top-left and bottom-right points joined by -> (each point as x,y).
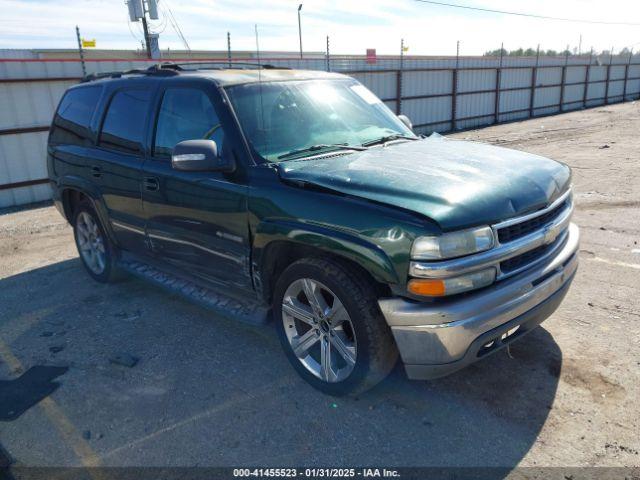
160,0 -> 191,52
413,0 -> 640,26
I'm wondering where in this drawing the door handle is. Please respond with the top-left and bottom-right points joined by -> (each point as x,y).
91,166 -> 102,178
143,176 -> 160,192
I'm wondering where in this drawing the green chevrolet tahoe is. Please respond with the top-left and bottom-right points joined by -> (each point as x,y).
47,64 -> 579,395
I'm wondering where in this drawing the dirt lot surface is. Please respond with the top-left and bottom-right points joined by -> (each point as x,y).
0,102 -> 638,472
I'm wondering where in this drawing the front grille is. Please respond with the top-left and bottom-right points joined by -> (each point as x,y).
500,234 -> 565,274
501,244 -> 550,273
497,199 -> 568,243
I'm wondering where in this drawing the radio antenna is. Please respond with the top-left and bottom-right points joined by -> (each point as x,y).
254,24 -> 262,69
255,24 -> 266,152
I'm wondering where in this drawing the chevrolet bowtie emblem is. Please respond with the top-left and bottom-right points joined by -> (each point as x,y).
543,225 -> 558,244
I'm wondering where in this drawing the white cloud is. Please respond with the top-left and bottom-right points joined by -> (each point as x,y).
0,0 -> 638,55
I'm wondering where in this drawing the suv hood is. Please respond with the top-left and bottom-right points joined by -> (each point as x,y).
278,136 -> 571,231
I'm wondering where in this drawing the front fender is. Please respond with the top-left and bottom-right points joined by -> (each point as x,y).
253,219 -> 400,286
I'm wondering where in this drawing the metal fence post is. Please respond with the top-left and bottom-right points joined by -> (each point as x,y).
559,46 -> 569,112
75,26 -> 87,77
451,40 -> 459,130
325,35 -> 330,72
396,71 -> 403,115
604,47 -> 613,105
622,48 -> 633,101
583,48 -> 593,108
529,45 -> 540,118
396,38 -> 404,115
494,42 -> 503,124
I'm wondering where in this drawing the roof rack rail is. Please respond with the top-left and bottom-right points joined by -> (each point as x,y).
156,61 -> 290,70
81,65 -> 180,83
79,61 -> 289,83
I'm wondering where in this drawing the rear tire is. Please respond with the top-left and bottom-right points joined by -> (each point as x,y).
273,257 -> 398,396
72,200 -> 124,283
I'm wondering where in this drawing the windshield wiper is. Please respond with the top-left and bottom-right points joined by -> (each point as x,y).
362,134 -> 418,147
277,143 -> 367,160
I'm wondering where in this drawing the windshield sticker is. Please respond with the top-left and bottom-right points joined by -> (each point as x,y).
350,85 -> 382,105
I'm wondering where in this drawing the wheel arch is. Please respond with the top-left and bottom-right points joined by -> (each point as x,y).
253,220 -> 398,305
58,177 -> 117,244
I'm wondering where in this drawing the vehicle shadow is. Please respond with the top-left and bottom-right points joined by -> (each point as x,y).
0,258 -> 561,475
0,365 -> 68,421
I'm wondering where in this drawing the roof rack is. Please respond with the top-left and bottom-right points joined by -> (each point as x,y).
80,61 -> 290,83
81,65 -> 179,83
156,61 -> 290,70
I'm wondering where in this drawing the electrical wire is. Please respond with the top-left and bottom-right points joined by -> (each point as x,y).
147,12 -> 168,35
160,0 -> 191,53
127,18 -> 142,43
413,0 -> 640,26
167,10 -> 190,51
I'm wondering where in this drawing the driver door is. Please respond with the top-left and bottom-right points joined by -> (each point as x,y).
141,84 -> 251,291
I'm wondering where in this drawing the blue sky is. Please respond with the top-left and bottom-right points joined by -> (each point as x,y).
0,0 -> 639,55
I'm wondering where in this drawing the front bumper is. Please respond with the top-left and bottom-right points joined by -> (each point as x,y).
378,222 -> 579,380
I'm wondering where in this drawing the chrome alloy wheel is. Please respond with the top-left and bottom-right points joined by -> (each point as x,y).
281,278 -> 357,383
75,211 -> 106,275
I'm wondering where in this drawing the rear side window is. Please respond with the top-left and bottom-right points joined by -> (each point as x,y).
99,89 -> 151,155
50,86 -> 101,146
153,88 -> 225,158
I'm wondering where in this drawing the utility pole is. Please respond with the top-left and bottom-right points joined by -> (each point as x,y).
75,25 -> 87,77
227,31 -> 232,68
126,0 -> 157,59
141,16 -> 152,59
297,4 -> 303,59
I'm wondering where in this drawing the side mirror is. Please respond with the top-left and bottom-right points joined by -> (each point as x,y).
171,140 -> 235,173
398,114 -> 413,131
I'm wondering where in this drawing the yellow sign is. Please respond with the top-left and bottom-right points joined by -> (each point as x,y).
402,46 -> 409,52
81,39 -> 96,48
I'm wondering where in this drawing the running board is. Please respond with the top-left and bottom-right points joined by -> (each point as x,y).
119,259 -> 269,326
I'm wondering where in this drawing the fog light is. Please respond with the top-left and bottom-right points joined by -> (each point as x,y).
408,268 -> 496,297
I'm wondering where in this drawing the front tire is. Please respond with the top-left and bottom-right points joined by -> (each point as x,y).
72,200 -> 123,283
274,257 -> 398,396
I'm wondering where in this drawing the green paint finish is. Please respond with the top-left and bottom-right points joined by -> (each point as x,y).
278,136 -> 571,231
49,74 -> 572,302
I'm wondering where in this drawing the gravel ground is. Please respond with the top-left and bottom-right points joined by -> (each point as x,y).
0,102 -> 638,472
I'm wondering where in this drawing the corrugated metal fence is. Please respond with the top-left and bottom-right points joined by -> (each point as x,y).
1,54 -> 639,208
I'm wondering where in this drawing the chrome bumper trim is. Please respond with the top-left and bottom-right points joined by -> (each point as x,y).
409,195 -> 573,280
379,223 -> 579,366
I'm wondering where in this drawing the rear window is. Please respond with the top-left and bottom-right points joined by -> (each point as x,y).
49,86 -> 102,146
99,89 -> 151,155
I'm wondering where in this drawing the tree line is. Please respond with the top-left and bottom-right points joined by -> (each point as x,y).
483,47 -> 634,57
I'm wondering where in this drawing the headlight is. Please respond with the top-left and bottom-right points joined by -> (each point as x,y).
408,268 -> 496,297
411,226 -> 494,260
